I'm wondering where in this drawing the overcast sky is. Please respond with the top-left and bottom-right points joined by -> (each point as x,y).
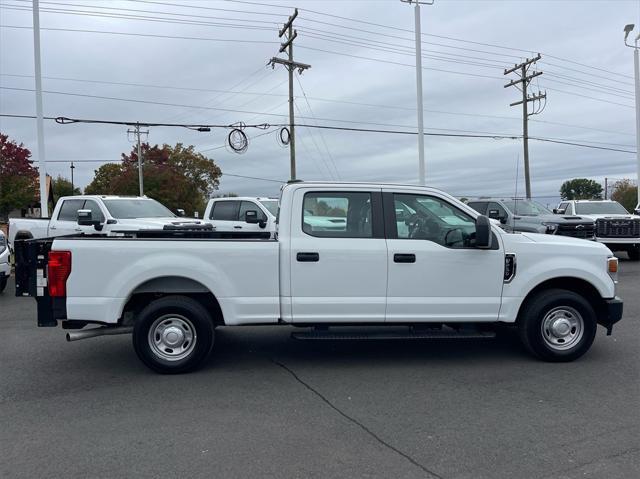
1,0 -> 639,207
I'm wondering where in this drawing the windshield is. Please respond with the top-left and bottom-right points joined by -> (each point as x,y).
502,200 -> 551,216
259,200 -> 278,216
103,199 -> 176,219
575,202 -> 629,215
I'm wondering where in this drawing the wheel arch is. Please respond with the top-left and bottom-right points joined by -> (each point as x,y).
516,277 -> 607,324
120,276 -> 224,327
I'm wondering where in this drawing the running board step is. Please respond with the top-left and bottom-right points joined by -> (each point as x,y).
291,329 -> 496,341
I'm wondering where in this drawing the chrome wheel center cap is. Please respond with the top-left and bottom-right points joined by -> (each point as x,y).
163,326 -> 185,347
550,318 -> 571,337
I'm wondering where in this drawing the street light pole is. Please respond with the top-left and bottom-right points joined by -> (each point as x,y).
634,44 -> 640,207
402,0 -> 434,186
32,0 -> 48,216
624,24 -> 640,207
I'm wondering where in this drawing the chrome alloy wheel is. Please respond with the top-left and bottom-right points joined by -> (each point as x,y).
148,314 -> 197,361
541,306 -> 584,351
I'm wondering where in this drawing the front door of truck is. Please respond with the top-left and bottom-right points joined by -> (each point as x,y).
288,188 -> 388,323
384,191 -> 504,323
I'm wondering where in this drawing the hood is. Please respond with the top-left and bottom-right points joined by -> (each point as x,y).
574,213 -> 639,221
112,217 -> 205,230
522,214 -> 592,224
520,231 -> 610,250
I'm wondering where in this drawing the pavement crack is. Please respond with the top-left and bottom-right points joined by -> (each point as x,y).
271,359 -> 444,479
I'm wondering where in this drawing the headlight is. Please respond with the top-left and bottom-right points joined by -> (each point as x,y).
0,235 -> 6,254
607,257 -> 618,284
542,222 -> 558,234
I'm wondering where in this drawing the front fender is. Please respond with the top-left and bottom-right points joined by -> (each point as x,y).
498,253 -> 614,323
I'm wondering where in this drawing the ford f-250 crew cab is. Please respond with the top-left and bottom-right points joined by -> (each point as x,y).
8,195 -> 204,250
14,182 -> 623,374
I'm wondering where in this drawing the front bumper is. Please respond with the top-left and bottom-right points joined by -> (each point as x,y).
595,237 -> 639,245
598,297 -> 623,335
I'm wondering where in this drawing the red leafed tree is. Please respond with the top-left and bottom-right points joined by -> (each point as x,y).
0,133 -> 39,221
85,142 -> 221,216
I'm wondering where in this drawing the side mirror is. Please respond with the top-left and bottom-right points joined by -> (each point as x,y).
77,209 -> 103,231
634,208 -> 640,215
553,208 -> 565,215
245,210 -> 259,224
475,215 -> 493,249
176,209 -> 186,217
488,209 -> 507,224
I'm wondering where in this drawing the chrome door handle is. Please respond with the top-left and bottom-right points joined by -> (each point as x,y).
234,226 -> 243,229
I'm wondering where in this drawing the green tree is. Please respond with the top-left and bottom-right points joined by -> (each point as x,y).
559,178 -> 603,200
52,175 -> 81,203
0,133 -> 39,221
610,179 -> 638,213
85,143 -> 222,215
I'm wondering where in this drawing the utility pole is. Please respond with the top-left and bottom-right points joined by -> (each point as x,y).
504,54 -> 546,200
401,0 -> 434,186
70,161 -> 75,194
32,0 -> 48,216
604,177 -> 608,199
127,123 -> 148,196
623,24 -> 640,207
268,8 -> 310,181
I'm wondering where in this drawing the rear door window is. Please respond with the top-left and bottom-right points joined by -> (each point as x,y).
211,201 -> 240,221
467,201 -> 488,215
57,199 -> 85,221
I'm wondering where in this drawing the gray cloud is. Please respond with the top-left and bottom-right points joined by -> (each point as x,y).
1,0 -> 638,207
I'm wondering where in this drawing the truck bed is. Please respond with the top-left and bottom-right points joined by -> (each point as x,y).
15,230 -> 279,327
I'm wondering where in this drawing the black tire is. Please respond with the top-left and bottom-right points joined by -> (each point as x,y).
0,275 -> 7,293
628,245 -> 640,261
517,289 -> 597,362
133,295 -> 215,374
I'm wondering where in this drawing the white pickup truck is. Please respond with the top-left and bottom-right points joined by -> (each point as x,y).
8,195 -> 204,250
554,200 -> 640,260
15,182 -> 623,373
203,197 -> 278,234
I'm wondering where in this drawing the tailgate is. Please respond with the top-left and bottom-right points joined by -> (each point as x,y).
14,238 -> 61,326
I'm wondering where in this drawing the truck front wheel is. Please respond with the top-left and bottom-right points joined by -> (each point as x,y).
628,245 -> 639,261
518,289 -> 597,362
0,275 -> 7,293
133,296 -> 215,374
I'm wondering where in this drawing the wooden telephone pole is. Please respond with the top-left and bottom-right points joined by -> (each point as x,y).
268,8 -> 310,181
504,54 -> 546,200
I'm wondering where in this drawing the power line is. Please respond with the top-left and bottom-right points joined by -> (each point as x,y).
0,2 -> 279,31
297,45 -> 504,81
2,113 -> 635,154
0,24 -> 280,44
3,71 -> 634,136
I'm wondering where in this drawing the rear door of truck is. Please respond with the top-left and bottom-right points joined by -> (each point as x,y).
286,186 -> 387,323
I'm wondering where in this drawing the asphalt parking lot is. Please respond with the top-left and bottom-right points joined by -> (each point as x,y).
0,260 -> 638,479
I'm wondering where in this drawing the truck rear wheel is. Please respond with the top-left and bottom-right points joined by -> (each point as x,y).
628,245 -> 639,261
133,296 -> 214,374
518,289 -> 597,362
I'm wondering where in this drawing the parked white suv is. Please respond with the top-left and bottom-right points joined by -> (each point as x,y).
0,230 -> 9,293
203,197 -> 278,234
554,200 -> 639,260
